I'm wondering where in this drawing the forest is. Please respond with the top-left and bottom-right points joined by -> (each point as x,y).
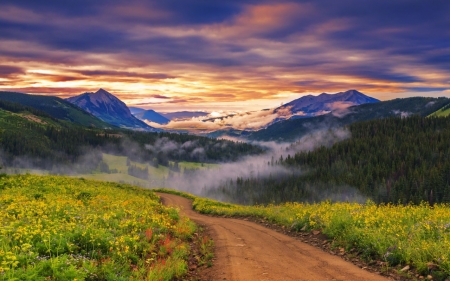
0,100 -> 263,172
210,115 -> 450,205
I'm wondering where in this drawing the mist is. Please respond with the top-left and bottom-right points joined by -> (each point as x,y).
0,125 -> 365,205
143,106 -> 296,132
164,127 -> 356,204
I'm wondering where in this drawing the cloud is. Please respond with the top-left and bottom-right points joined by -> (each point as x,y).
145,105 -> 297,131
327,101 -> 356,118
0,65 -> 24,77
77,70 -> 177,80
151,94 -> 171,99
165,127 -> 351,201
0,0 -> 449,110
392,110 -> 412,118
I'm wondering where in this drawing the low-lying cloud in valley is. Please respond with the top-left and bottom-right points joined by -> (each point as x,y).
165,127 -> 353,202
144,108 -> 287,131
142,101 -> 357,132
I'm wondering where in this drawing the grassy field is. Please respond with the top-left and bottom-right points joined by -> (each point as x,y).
1,153 -> 215,188
77,154 -> 216,188
77,154 -> 169,187
177,161 -> 217,172
0,174 -> 199,280
156,188 -> 450,279
428,106 -> 450,117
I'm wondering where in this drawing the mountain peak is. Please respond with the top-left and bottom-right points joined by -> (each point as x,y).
95,88 -> 111,95
275,89 -> 379,117
66,89 -> 155,131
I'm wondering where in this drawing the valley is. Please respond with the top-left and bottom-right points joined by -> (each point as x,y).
1,2 -> 449,279
2,89 -> 450,280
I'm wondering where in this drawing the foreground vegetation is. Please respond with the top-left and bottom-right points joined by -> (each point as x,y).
0,175 -> 198,280
157,189 -> 450,279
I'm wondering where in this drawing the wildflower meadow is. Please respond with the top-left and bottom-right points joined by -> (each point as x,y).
0,175 -> 197,280
157,188 -> 450,278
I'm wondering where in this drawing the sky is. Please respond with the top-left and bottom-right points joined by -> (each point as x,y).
0,0 -> 449,112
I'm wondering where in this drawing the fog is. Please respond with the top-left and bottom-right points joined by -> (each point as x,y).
163,127 -> 357,203
0,122 -> 366,205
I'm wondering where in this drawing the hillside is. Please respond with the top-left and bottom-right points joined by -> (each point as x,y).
67,89 -> 155,131
0,104 -> 110,171
249,97 -> 450,141
0,101 -> 263,171
428,102 -> 450,117
211,115 -> 450,206
0,91 -> 113,128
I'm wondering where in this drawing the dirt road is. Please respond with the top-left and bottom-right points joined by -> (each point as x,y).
158,193 -> 390,281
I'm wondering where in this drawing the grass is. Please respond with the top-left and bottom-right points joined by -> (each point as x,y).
177,161 -> 217,172
0,174 -> 197,280
76,154 -> 217,188
73,173 -> 150,187
75,154 -> 170,187
156,188 -> 450,279
428,105 -> 450,117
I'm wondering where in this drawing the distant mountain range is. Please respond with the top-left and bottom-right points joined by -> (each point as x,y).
66,89 -> 156,131
129,107 -> 146,114
130,108 -> 208,124
275,89 -> 380,117
0,91 -> 113,129
4,88 -> 448,142
134,110 -> 170,124
249,97 -> 450,141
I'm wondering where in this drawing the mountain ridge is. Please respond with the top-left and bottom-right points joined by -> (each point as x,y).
249,96 -> 450,142
0,91 -> 113,129
67,89 -> 156,131
275,89 -> 380,117
134,109 -> 170,124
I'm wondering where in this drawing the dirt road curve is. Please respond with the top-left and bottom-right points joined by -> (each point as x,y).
157,193 -> 390,281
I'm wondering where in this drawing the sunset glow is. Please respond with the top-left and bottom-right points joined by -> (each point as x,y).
0,1 -> 449,111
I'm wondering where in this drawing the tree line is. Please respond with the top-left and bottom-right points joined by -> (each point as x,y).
210,115 -> 450,205
0,101 -> 263,172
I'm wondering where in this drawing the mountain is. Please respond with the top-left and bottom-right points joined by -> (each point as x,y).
0,91 -> 113,129
129,107 -> 145,114
249,97 -> 450,142
275,89 -> 380,117
67,89 -> 155,131
134,109 -> 170,125
161,111 -> 209,120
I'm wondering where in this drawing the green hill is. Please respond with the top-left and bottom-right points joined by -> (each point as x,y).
0,100 -> 263,171
428,103 -> 450,117
249,97 -> 450,142
0,104 -> 110,170
0,91 -> 113,129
